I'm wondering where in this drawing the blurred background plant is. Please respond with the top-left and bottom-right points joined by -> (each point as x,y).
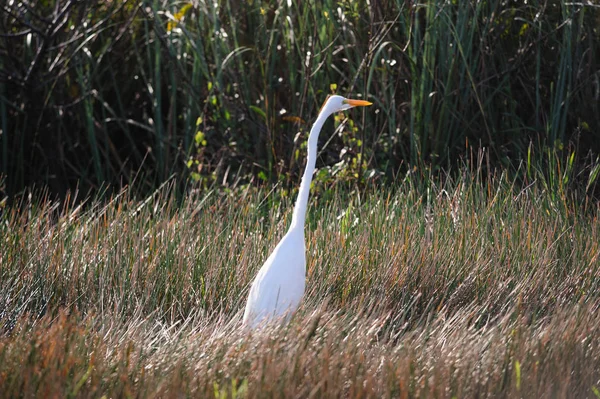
1,0 -> 599,201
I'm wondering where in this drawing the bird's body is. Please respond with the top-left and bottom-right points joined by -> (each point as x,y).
242,228 -> 305,328
242,95 -> 372,329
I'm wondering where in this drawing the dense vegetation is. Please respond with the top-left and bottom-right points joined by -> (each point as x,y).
1,1 -> 600,397
1,162 -> 599,397
1,0 -> 599,199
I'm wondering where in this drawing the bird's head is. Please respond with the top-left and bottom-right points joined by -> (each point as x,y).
319,95 -> 372,117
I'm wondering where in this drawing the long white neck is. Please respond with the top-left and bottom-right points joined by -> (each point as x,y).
290,112 -> 329,230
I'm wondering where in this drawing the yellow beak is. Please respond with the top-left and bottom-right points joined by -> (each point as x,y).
344,99 -> 373,107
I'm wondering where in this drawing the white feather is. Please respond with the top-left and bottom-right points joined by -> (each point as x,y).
242,95 -> 372,329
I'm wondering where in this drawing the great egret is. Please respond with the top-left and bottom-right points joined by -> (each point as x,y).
242,95 -> 372,329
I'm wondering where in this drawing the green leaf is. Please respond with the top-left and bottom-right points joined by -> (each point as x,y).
519,23 -> 529,36
514,360 -> 521,390
587,160 -> 600,191
195,131 -> 207,146
250,105 -> 267,121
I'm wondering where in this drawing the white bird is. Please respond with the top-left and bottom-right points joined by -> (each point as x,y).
242,95 -> 372,329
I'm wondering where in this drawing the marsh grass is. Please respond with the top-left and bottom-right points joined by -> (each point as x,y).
1,159 -> 599,397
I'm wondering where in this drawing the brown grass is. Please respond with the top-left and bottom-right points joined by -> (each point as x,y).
0,171 -> 599,398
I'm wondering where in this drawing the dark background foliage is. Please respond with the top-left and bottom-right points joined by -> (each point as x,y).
1,0 -> 599,200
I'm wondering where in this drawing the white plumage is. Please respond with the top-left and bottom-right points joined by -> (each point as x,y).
242,95 -> 372,329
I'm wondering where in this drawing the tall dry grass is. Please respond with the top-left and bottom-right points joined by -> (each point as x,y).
1,161 -> 599,397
